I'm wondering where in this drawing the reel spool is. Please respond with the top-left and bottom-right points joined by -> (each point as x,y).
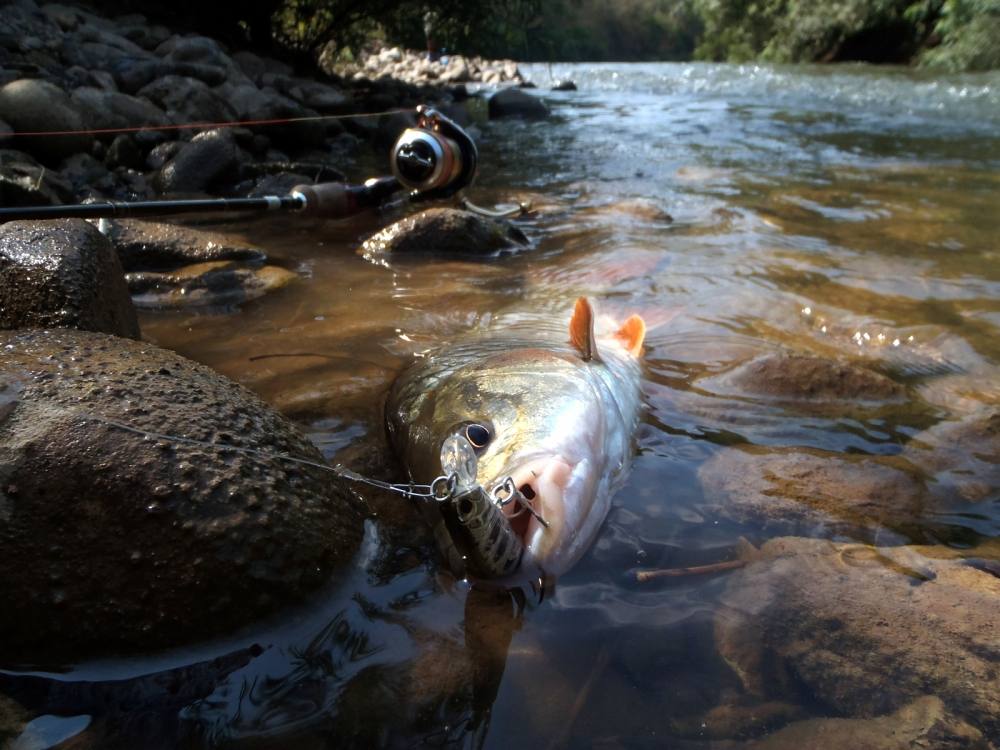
391,105 -> 479,200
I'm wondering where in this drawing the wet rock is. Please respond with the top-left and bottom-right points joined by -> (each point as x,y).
904,409 -> 1000,502
127,260 -> 297,309
0,327 -> 365,663
70,86 -> 167,131
715,537 -> 1000,738
58,151 -> 109,192
145,140 -> 183,170
0,79 -> 93,163
103,218 -> 268,269
0,148 -> 74,206
488,88 -> 549,119
0,219 -> 140,338
551,79 -> 577,91
137,75 -> 236,125
104,133 -> 145,171
243,160 -> 345,184
154,128 -> 240,194
699,447 -> 928,535
359,208 -> 529,262
704,354 -> 907,403
246,171 -> 311,197
749,696 -> 988,750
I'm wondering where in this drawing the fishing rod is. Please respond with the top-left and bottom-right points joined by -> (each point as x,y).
0,106 -> 480,222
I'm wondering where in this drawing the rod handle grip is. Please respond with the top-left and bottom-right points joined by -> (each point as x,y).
291,182 -> 351,217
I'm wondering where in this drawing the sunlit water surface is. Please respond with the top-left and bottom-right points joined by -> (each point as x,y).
5,62 -> 1000,748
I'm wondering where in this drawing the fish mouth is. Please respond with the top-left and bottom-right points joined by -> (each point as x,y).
497,455 -> 573,561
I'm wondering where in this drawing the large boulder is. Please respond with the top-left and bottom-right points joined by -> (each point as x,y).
488,88 -> 549,120
715,537 -> 1000,739
0,219 -> 140,338
154,128 -> 241,194
359,208 -> 529,263
0,79 -> 94,163
0,327 -> 365,663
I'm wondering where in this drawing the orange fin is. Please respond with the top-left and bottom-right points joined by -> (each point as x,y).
615,314 -> 646,357
569,297 -> 599,362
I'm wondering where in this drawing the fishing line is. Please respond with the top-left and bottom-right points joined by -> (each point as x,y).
77,413 -> 452,502
5,108 -> 417,139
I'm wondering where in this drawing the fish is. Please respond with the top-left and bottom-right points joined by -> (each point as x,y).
386,297 -> 646,584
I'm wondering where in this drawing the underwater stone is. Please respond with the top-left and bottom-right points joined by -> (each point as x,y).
715,537 -> 1000,739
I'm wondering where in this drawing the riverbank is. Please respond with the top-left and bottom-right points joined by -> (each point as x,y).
0,0 -> 532,210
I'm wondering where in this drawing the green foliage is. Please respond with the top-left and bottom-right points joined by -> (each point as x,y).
920,0 -> 1000,70
692,0 -> 1000,68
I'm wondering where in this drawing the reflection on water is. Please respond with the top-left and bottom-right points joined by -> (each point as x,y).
3,62 -> 999,747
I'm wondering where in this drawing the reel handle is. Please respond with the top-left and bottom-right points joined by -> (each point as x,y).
291,176 -> 401,217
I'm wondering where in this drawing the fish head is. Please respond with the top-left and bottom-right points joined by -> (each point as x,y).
387,298 -> 646,579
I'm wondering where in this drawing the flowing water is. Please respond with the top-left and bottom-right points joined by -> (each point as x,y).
6,62 -> 1000,748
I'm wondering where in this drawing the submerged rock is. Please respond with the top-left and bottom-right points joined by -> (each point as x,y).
0,219 -> 140,338
715,537 -> 1000,739
749,696 -> 988,750
0,327 -> 365,664
103,218 -> 268,269
703,354 -> 907,403
359,207 -> 529,263
127,260 -> 297,309
904,409 -> 1000,503
487,88 -> 550,119
699,447 -> 928,536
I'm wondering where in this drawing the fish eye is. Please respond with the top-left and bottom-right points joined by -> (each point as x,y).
465,423 -> 492,450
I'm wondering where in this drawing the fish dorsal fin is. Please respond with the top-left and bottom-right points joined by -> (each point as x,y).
615,314 -> 647,357
569,297 -> 599,361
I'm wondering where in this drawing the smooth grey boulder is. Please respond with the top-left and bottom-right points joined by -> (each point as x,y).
0,79 -> 94,163
0,327 -> 365,663
0,219 -> 140,338
359,208 -> 529,263
487,88 -> 549,119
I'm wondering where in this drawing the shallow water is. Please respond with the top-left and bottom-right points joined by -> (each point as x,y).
5,62 -> 1000,748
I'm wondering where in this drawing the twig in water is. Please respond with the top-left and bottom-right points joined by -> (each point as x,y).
635,559 -> 746,583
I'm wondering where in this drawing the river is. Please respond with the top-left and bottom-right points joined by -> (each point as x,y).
9,62 -> 1000,748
